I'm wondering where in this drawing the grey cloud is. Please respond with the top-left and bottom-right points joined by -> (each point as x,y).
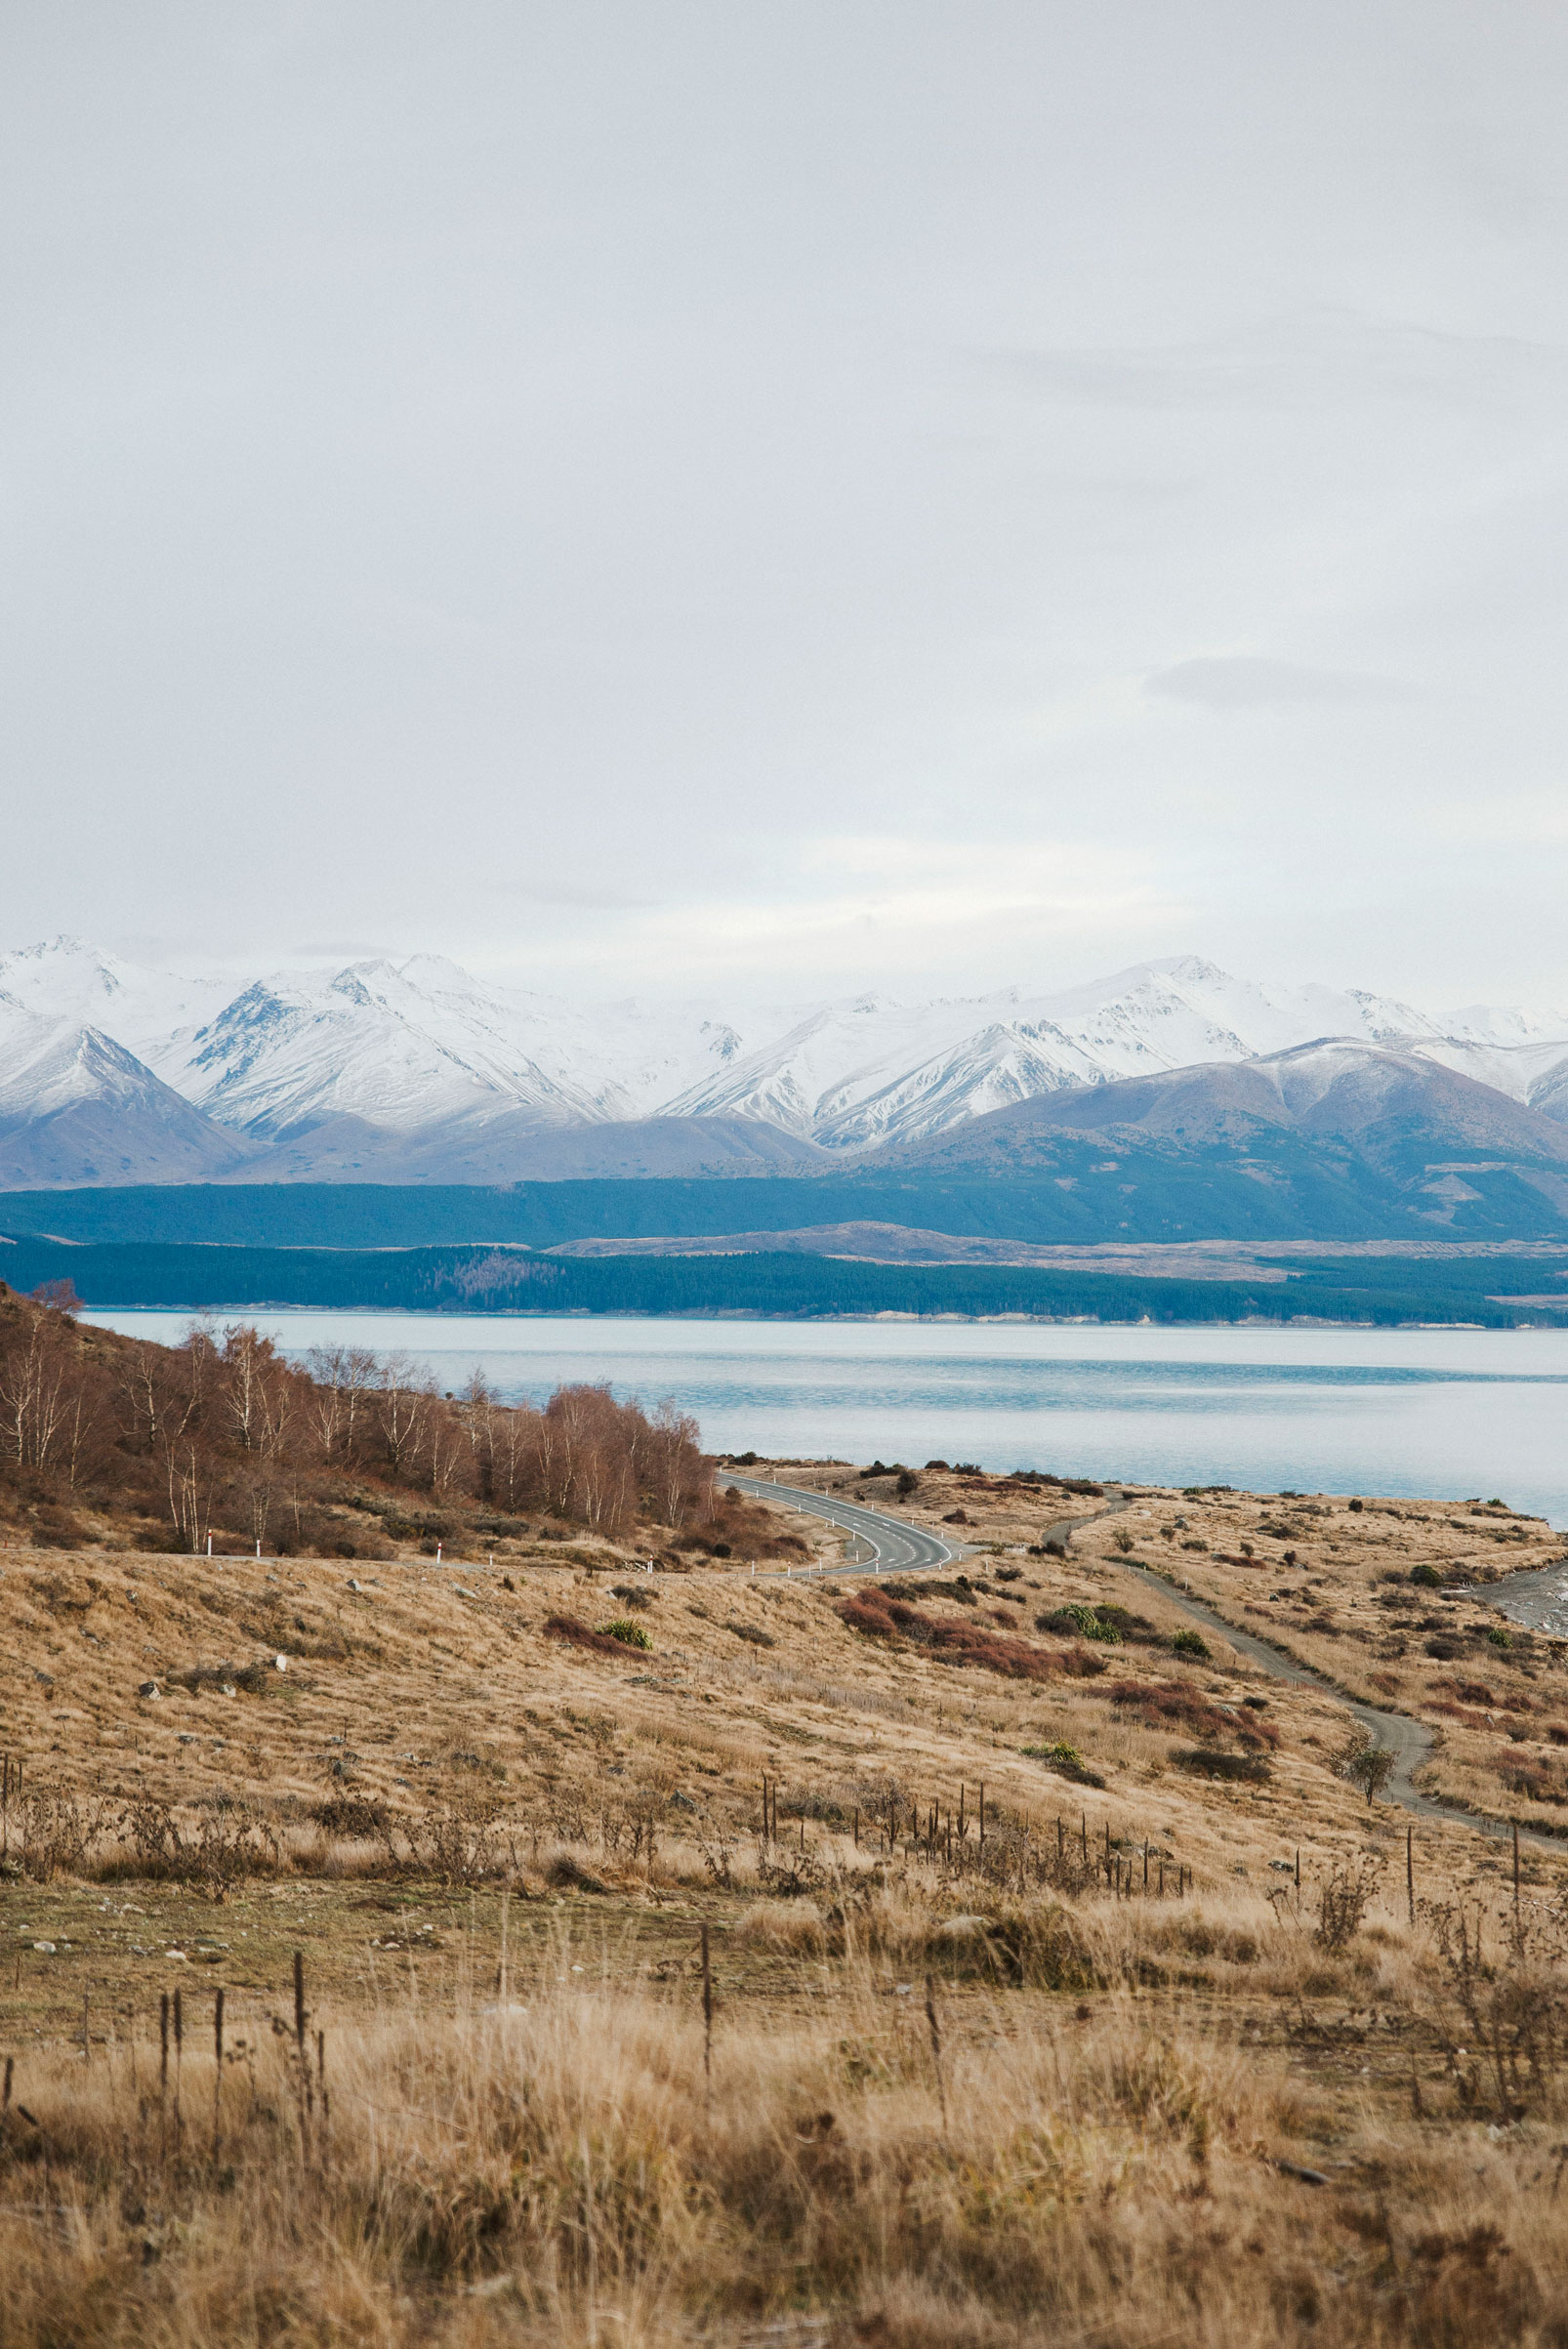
288,939 -> 401,960
5,6 -> 1568,1007
998,312 -> 1568,417
1146,659 -> 1415,711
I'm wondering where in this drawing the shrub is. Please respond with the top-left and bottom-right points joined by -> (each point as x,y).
13,1786 -> 110,1880
309,1795 -> 391,1837
1487,1627 -> 1512,1649
1432,1675 -> 1498,1707
598,1619 -> 652,1650
1106,1678 -> 1276,1749
544,1614 -> 648,1658
882,1576 -> 976,1605
1411,1562 -> 1443,1588
1498,1754 -> 1568,1804
106,1795 -> 281,1885
1315,1852 -> 1382,1952
1334,1731 -> 1395,1805
977,1901 -> 1100,1989
838,1594 -> 899,1640
1172,1628 -> 1211,1660
1038,1603 -> 1121,1643
1020,1741 -> 1106,1790
547,1851 -> 610,1893
835,1589 -> 1058,1680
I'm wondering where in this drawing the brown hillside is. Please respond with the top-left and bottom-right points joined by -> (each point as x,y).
4,1359 -> 1568,2343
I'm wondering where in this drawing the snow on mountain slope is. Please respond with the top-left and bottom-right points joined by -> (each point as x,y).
161,963 -> 618,1138
663,994 -> 1007,1138
5,935 -> 1568,1171
0,1004 -> 251,1186
439,982 -> 756,1120
0,936 -> 232,1055
662,957 -> 1452,1151
885,1038 -> 1568,1184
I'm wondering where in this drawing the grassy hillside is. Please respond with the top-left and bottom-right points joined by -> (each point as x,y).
3,1448 -> 1568,2344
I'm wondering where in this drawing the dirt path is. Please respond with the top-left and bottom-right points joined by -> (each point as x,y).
743,1473 -> 1561,1859
1058,1488 -> 1566,1855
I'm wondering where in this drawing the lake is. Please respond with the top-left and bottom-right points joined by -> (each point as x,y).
79,1310 -> 1568,1529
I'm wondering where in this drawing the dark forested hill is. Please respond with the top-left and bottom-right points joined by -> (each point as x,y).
5,1238 -> 1568,1326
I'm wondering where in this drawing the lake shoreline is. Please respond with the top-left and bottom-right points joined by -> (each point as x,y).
77,1308 -> 1568,1527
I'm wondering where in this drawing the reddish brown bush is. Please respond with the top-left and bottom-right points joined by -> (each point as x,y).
542,1613 -> 646,1660
1432,1675 -> 1505,1710
1103,1678 -> 1280,1751
838,1595 -> 899,1640
835,1589 -> 1059,1681
1057,1645 -> 1109,1679
1497,1751 -> 1568,1804
1429,1701 -> 1491,1729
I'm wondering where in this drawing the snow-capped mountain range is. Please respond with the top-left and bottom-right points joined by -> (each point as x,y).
3,933 -> 1568,1187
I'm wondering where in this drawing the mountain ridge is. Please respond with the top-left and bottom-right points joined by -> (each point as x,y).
5,936 -> 1568,1212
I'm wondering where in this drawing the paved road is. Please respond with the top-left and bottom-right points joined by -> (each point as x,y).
733,1473 -> 1561,1856
723,1471 -> 958,1574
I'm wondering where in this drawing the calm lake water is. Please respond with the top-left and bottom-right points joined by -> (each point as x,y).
80,1311 -> 1568,1529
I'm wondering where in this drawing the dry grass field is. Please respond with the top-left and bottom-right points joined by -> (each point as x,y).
1067,1478 -> 1568,1833
4,1455 -> 1568,2345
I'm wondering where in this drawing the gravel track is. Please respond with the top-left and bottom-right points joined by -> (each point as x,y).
730,1470 -> 1562,1856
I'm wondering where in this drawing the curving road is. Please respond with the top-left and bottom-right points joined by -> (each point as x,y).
731,1472 -> 1563,1856
723,1471 -> 957,1574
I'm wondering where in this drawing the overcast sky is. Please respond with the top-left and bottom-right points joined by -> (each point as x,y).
5,4 -> 1568,1009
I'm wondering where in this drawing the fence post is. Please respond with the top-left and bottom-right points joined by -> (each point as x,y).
700,1924 -> 714,2112
214,1987 -> 225,2158
1513,1821 -> 1521,1923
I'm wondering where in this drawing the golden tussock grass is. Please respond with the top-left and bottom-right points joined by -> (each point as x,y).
7,1463 -> 1568,2343
5,1888 -> 1568,2348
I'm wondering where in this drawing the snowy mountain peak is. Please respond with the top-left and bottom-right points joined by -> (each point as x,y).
6,936 -> 1568,1179
395,953 -> 494,997
0,934 -> 127,1012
